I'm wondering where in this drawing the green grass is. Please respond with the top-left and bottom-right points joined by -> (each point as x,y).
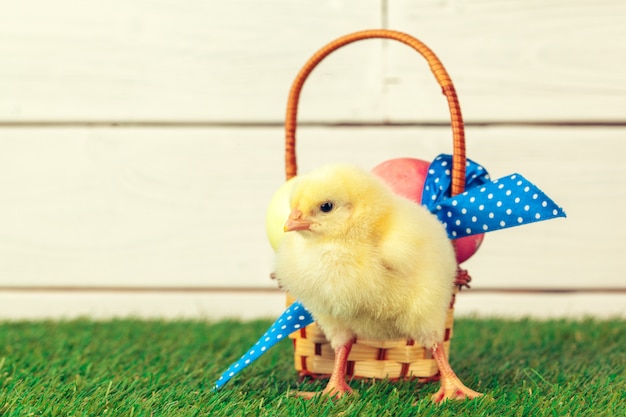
0,318 -> 624,416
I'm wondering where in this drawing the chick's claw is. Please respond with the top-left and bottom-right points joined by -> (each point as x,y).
431,382 -> 483,403
321,380 -> 354,399
292,391 -> 318,401
294,382 -> 354,401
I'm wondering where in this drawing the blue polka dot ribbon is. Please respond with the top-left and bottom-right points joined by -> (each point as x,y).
213,301 -> 313,390
213,154 -> 565,390
423,154 -> 566,239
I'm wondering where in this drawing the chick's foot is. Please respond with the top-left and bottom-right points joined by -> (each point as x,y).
294,380 -> 354,400
321,379 -> 354,399
430,342 -> 483,403
431,379 -> 482,403
295,341 -> 355,400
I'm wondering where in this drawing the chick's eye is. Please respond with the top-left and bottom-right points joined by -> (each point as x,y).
319,201 -> 334,213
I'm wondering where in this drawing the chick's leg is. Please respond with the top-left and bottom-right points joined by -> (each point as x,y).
322,341 -> 354,398
296,340 -> 354,400
431,342 -> 482,402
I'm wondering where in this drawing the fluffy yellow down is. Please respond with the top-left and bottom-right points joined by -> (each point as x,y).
274,164 -> 456,350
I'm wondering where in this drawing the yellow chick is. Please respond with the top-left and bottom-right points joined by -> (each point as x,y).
274,164 -> 482,402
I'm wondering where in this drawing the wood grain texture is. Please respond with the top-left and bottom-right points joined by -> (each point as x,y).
0,1 -> 624,122
0,127 -> 623,291
0,0 -> 383,122
0,291 -> 623,320
0,290 -> 288,320
0,129 -> 280,287
385,0 -> 626,122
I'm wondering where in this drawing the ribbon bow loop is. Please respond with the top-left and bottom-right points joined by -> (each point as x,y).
423,154 -> 566,239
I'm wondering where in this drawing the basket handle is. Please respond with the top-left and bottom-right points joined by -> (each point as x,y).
284,29 -> 467,196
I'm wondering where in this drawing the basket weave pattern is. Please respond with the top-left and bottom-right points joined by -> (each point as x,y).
288,297 -> 456,381
283,29 -> 468,381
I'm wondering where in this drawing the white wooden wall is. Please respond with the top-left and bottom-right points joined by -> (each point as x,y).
1,0 -> 625,319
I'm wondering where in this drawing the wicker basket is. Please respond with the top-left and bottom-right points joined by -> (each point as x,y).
282,29 -> 470,382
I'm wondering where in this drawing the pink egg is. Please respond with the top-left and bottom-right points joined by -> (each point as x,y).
372,158 -> 483,264
453,233 -> 484,264
371,158 -> 430,202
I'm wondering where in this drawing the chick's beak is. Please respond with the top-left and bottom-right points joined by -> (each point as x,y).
284,209 -> 311,232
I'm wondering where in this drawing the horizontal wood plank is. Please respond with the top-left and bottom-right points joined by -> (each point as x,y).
0,0 -> 383,122
0,126 -> 623,294
386,0 -> 626,122
0,290 -> 623,320
0,1 -> 624,122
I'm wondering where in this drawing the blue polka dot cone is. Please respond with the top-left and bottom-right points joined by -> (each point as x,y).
213,301 -> 313,391
423,154 -> 566,239
213,154 -> 565,391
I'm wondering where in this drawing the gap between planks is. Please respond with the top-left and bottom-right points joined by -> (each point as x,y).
0,121 -> 625,129
0,286 -> 624,294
